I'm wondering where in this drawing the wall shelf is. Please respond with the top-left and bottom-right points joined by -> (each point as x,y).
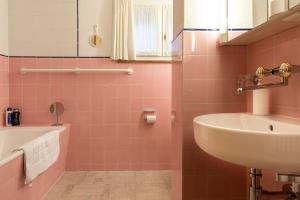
222,5 -> 300,46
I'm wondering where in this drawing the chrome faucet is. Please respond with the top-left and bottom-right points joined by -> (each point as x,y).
237,63 -> 300,95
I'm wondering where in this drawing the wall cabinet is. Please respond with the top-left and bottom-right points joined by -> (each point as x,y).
221,0 -> 300,45
290,0 -> 300,8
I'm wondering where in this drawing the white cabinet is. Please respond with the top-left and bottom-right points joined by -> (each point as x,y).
221,0 -> 300,45
289,0 -> 300,8
268,0 -> 289,19
228,0 -> 253,29
222,0 -> 268,41
253,0 -> 268,27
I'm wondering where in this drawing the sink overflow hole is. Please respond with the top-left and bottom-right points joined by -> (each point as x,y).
269,125 -> 274,132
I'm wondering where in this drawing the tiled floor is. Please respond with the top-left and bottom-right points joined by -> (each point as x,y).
44,171 -> 171,200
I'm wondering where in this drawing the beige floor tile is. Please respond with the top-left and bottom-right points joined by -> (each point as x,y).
56,171 -> 87,186
136,170 -> 171,193
135,185 -> 171,200
71,183 -> 107,196
82,171 -> 107,184
106,171 -> 136,184
44,171 -> 171,200
109,183 -> 136,200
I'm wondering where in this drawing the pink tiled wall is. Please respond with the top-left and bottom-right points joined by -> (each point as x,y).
247,25 -> 300,117
0,125 -> 70,200
247,25 -> 300,190
9,58 -> 172,171
0,55 -> 9,126
181,31 -> 247,200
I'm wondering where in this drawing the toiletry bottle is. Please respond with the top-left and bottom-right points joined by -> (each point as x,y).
12,108 -> 20,126
5,107 -> 13,126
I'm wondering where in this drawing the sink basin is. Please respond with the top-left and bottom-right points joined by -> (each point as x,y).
194,113 -> 300,173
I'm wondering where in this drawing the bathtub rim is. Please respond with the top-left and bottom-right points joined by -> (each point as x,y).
0,125 -> 67,168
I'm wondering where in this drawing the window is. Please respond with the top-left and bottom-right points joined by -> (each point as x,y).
134,0 -> 173,58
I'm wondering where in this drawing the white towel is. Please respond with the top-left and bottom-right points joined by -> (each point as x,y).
16,130 -> 60,184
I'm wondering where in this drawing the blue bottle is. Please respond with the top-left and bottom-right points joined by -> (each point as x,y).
6,108 -> 13,126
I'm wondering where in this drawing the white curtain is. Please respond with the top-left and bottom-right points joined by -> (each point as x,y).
111,0 -> 136,61
134,4 -> 162,56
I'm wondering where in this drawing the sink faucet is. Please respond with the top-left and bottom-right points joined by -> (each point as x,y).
237,63 -> 300,95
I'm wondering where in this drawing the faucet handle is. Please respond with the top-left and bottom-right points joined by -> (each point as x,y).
256,66 -> 277,82
256,66 -> 267,81
279,63 -> 292,79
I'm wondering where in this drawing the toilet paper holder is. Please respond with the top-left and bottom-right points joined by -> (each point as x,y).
143,109 -> 157,125
144,109 -> 156,113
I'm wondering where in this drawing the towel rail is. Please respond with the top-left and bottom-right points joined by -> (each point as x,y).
20,68 -> 134,75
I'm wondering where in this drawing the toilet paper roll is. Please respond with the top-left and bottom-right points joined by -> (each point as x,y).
145,115 -> 157,124
253,88 -> 270,116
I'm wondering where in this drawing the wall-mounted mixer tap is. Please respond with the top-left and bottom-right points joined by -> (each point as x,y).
237,63 -> 300,95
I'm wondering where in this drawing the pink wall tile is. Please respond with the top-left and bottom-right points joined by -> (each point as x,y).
174,26 -> 300,200
246,25 -> 300,116
180,31 -> 247,200
0,55 -> 9,126
9,58 -> 172,171
246,25 -> 300,190
0,125 -> 70,200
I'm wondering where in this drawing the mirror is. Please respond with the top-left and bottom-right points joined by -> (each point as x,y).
220,0 -> 300,44
50,102 -> 64,126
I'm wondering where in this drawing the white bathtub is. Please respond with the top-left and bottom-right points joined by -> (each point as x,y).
0,126 -> 66,167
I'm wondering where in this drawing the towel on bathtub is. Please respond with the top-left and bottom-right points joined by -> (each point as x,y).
15,130 -> 60,184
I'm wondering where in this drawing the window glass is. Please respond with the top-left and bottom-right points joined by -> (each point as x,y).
134,5 -> 162,56
134,0 -> 173,57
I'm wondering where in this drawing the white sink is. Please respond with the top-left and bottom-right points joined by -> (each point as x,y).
194,113 -> 300,174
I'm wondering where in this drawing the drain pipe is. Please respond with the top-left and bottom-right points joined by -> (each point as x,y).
249,168 -> 297,200
250,169 -> 262,200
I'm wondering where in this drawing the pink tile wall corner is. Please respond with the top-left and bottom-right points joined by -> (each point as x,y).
182,30 -> 247,200
246,25 -> 300,189
9,58 -> 172,171
0,55 -> 9,127
246,25 -> 300,117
